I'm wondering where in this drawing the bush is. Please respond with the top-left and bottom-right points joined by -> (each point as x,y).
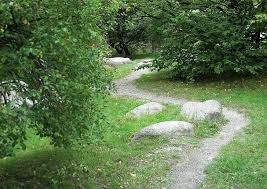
0,0 -> 111,157
139,0 -> 267,80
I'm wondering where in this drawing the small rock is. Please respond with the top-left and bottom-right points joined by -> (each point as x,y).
133,121 -> 193,141
127,102 -> 165,118
104,57 -> 132,66
181,100 -> 222,121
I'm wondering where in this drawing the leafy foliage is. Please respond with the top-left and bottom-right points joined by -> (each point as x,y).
136,0 -> 267,80
0,0 -> 111,157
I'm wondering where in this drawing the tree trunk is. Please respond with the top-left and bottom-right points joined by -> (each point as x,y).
113,42 -> 131,58
121,43 -> 131,57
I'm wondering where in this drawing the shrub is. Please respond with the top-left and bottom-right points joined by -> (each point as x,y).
138,0 -> 267,80
0,0 -> 111,157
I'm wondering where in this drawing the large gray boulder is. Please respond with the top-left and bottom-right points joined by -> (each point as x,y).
105,57 -> 132,66
133,121 -> 193,141
181,100 -> 222,121
127,102 -> 165,118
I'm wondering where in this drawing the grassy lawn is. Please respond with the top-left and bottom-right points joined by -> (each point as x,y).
136,70 -> 267,189
0,97 -> 165,188
0,89 -> 223,188
108,63 -> 136,80
1,61 -> 263,189
0,58 -> 246,189
1,95 -> 211,189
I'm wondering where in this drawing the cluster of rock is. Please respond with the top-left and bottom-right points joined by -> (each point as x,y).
104,57 -> 132,66
128,100 -> 223,141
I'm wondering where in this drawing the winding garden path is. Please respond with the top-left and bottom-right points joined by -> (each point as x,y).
114,67 -> 250,189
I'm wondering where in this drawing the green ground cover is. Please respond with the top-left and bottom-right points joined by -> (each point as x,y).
136,70 -> 267,189
0,60 -> 230,189
0,97 -> 174,188
1,95 -> 213,188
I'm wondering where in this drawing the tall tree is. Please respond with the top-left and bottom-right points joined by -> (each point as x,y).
0,0 -> 111,157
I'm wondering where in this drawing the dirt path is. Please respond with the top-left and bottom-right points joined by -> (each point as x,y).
114,68 -> 250,189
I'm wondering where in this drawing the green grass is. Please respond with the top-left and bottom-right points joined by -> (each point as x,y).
0,63 -> 232,189
108,63 -> 136,80
193,118 -> 227,138
136,70 -> 267,189
1,96 -> 206,189
0,95 -> 223,189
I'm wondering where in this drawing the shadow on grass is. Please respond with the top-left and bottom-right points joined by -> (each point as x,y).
0,149 -> 88,189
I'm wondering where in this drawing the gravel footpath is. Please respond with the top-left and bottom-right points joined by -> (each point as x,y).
114,68 -> 250,189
